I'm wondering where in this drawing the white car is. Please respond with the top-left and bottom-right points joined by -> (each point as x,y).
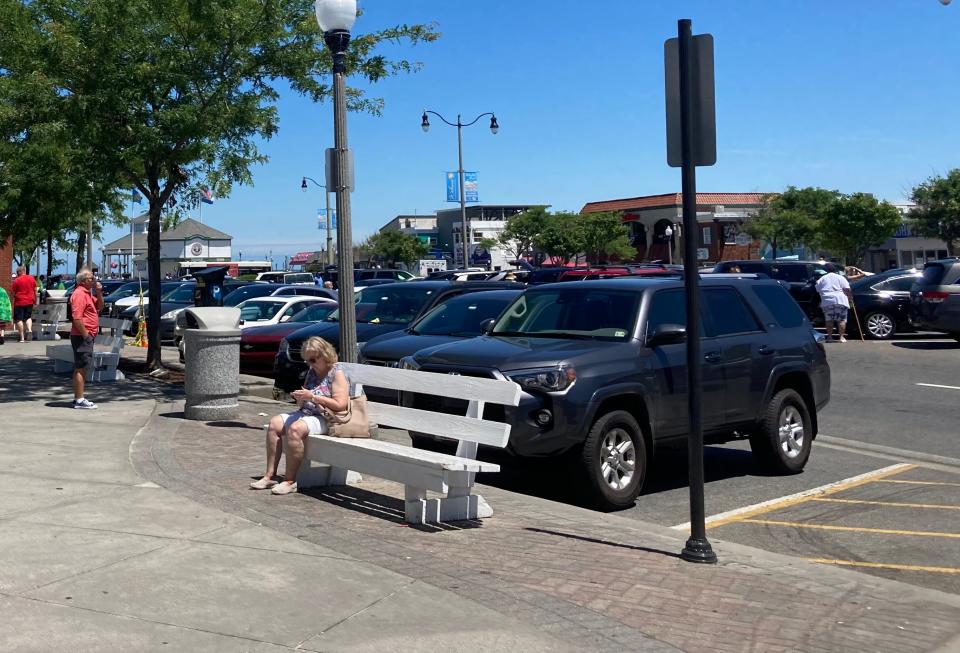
235,296 -> 333,329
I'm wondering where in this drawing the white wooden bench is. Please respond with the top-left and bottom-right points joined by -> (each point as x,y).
297,362 -> 521,525
45,317 -> 131,382
31,301 -> 68,340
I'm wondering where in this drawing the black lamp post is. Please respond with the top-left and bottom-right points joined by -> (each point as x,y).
315,0 -> 358,362
302,176 -> 334,266
421,110 -> 498,270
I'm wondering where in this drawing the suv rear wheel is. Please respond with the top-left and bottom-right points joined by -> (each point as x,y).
581,410 -> 647,510
750,388 -> 812,474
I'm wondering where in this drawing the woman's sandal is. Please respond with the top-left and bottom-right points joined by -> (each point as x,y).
249,477 -> 278,490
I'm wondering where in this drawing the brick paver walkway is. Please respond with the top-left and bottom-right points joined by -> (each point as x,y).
133,397 -> 960,653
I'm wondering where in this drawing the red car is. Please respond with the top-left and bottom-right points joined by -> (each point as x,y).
239,301 -> 337,376
558,264 -> 678,281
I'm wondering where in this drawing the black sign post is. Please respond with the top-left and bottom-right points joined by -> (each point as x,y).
665,18 -> 718,564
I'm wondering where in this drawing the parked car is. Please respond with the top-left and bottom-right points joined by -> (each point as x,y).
713,260 -> 830,320
222,283 -> 285,306
254,271 -> 315,285
236,296 -> 331,329
559,265 -> 679,281
324,268 -> 416,289
121,282 -> 196,339
847,268 -> 921,339
527,267 -> 584,285
236,300 -> 338,374
273,280 -> 524,393
910,258 -> 960,341
403,277 -> 830,510
108,281 -> 186,317
359,289 -> 524,368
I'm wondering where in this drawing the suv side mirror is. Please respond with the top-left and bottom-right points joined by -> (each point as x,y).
480,318 -> 496,335
646,323 -> 686,347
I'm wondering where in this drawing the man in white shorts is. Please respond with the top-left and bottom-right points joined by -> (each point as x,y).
815,264 -> 853,342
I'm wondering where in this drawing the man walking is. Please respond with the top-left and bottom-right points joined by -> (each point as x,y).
815,263 -> 853,343
11,266 -> 37,343
69,269 -> 104,409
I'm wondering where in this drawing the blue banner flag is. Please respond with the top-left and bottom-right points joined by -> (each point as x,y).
445,172 -> 479,203
318,208 -> 337,230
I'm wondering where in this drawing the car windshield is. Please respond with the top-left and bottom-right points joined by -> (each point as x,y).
492,288 -> 640,340
410,294 -> 514,336
239,300 -> 286,322
290,303 -> 336,323
328,285 -> 435,325
161,284 -> 195,302
224,285 -> 275,307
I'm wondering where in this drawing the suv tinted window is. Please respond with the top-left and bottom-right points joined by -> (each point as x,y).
752,285 -> 806,328
703,288 -> 762,336
922,264 -> 946,285
646,290 -> 686,335
769,264 -> 809,283
495,288 -> 639,340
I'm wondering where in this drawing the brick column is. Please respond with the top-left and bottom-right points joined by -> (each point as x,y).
0,235 -> 13,302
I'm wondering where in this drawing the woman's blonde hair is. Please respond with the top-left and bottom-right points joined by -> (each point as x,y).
301,336 -> 337,365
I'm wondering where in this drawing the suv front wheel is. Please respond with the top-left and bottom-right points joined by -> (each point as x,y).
750,388 -> 812,474
581,410 -> 647,510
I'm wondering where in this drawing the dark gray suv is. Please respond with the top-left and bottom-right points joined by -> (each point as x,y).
403,277 -> 831,509
910,258 -> 960,341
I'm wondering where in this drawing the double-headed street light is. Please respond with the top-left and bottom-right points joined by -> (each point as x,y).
421,110 -> 498,270
301,176 -> 334,266
315,0 -> 357,362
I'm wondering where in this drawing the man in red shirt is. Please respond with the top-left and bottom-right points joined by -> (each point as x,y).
69,269 -> 105,409
11,266 -> 37,343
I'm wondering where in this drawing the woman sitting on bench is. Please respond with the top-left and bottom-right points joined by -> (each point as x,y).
250,336 -> 350,496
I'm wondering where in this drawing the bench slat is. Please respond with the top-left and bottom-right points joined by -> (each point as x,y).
367,401 -> 510,448
342,363 -> 520,406
100,318 -> 131,331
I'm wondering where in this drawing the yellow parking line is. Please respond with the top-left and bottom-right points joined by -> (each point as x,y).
688,464 -> 916,531
811,497 -> 960,510
806,558 -> 960,574
876,479 -> 960,488
742,519 -> 960,538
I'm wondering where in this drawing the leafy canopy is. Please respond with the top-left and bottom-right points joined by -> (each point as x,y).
820,193 -> 902,265
910,169 -> 960,256
368,231 -> 428,267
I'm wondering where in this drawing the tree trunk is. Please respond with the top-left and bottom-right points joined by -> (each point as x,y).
948,240 -> 956,257
76,232 -> 86,273
146,197 -> 163,370
771,238 -> 778,261
46,234 -> 54,279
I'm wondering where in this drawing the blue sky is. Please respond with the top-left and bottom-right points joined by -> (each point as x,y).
87,0 -> 959,270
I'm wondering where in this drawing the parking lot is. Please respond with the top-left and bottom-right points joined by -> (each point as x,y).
485,333 -> 960,595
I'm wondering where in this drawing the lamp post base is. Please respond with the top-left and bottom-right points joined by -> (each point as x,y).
681,536 -> 717,564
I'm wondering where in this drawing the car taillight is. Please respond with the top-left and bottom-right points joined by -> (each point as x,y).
921,291 -> 951,303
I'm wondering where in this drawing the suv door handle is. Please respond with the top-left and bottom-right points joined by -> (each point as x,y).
704,351 -> 722,364
758,345 -> 775,355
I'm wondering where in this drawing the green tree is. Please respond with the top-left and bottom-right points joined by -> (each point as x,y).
1,0 -> 438,368
819,193 -> 902,265
537,212 -> 584,265
742,187 -> 838,259
909,169 -> 960,256
579,211 -> 634,264
498,207 -> 548,263
368,231 -> 428,267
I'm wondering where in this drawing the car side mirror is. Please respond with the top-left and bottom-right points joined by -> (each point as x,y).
480,318 -> 496,335
646,323 -> 686,347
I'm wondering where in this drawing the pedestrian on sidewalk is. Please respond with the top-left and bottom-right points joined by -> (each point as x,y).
11,266 -> 37,343
250,336 -> 350,495
0,284 -> 11,344
69,269 -> 105,409
815,263 -> 853,342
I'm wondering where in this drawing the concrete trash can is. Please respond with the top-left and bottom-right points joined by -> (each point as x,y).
183,306 -> 241,420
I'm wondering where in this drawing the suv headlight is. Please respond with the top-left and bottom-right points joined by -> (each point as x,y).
161,308 -> 185,320
399,356 -> 419,371
506,364 -> 577,392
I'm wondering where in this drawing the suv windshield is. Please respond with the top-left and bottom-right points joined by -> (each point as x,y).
329,285 -> 435,325
492,288 -> 640,340
411,294 -> 513,336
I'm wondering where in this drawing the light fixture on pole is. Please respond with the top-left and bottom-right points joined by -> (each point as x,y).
421,109 -> 498,270
664,225 -> 674,264
315,0 -> 358,362
302,176 -> 334,266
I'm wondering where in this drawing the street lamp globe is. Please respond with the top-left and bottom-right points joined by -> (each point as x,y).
490,115 -> 499,134
421,112 -> 430,132
314,0 -> 357,32
301,177 -> 308,192
664,225 -> 674,238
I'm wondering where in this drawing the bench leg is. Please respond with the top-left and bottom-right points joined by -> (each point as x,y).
404,487 -> 436,525
296,460 -> 362,488
423,486 -> 493,523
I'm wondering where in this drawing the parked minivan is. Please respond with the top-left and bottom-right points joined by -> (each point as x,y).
255,271 -> 316,285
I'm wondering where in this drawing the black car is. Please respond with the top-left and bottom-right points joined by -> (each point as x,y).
404,277 -> 830,509
121,283 -> 196,340
527,267 -> 583,285
223,283 -> 286,306
848,269 -> 921,339
273,280 -> 523,393
714,260 -> 830,319
910,258 -> 960,340
360,289 -> 523,368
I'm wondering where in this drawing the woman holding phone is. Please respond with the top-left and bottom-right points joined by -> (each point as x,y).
250,336 -> 350,495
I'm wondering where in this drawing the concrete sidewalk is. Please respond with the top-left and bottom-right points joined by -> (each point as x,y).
2,341 -> 960,652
